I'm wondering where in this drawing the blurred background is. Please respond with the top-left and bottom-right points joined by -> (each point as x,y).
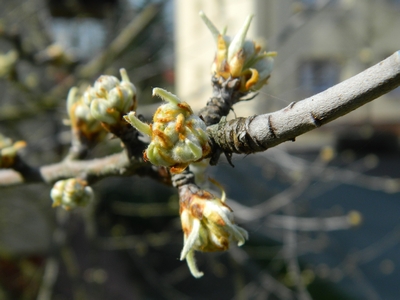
0,0 -> 400,299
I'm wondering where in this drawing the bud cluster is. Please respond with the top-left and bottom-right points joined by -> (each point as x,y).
50,178 -> 93,210
200,11 -> 276,92
179,182 -> 248,278
124,88 -> 211,173
0,133 -> 26,168
67,87 -> 106,143
84,69 -> 137,129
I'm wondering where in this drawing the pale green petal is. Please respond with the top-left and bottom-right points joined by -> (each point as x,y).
152,87 -> 181,105
91,99 -> 117,124
184,138 -> 203,160
199,11 -> 220,43
124,112 -> 152,136
119,68 -> 130,83
227,15 -> 253,62
66,87 -> 79,115
186,250 -> 204,278
180,218 -> 201,261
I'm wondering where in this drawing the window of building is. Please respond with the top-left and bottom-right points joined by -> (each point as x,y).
298,58 -> 340,95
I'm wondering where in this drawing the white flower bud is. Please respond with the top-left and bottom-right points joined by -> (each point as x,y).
179,181 -> 248,278
0,133 -> 26,168
84,69 -> 137,126
67,87 -> 106,142
50,178 -> 93,210
124,88 -> 211,173
200,11 -> 276,92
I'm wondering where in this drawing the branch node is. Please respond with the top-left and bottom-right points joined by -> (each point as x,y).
310,112 -> 322,128
268,115 -> 278,139
288,101 -> 297,109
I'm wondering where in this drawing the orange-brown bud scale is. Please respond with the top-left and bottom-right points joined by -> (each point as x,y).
143,151 -> 149,162
216,35 -> 228,70
175,114 -> 185,134
242,68 -> 259,91
229,50 -> 245,77
170,163 -> 189,174
153,129 -> 173,149
177,102 -> 193,114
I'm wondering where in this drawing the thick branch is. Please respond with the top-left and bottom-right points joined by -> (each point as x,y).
0,152 -> 169,187
2,52 -> 400,187
208,51 -> 400,154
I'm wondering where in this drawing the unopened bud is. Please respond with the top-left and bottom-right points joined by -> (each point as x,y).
0,133 -> 26,168
67,87 -> 106,142
84,69 -> 137,127
124,88 -> 211,173
200,11 -> 276,92
179,181 -> 248,277
50,178 -> 93,210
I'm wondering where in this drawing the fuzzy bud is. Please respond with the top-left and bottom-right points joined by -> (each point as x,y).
124,88 -> 211,173
200,11 -> 276,92
84,69 -> 137,127
50,178 -> 93,210
0,133 -> 26,168
179,181 -> 248,278
67,87 -> 106,143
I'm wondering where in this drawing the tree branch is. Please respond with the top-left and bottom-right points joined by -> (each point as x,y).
0,152 -> 169,187
207,51 -> 400,155
2,52 -> 400,188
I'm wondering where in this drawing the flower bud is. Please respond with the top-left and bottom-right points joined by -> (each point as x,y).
0,50 -> 18,79
50,178 -> 93,210
0,133 -> 26,168
200,11 -> 276,92
84,69 -> 137,127
67,87 -> 106,143
179,181 -> 248,278
124,88 -> 211,173
34,44 -> 75,66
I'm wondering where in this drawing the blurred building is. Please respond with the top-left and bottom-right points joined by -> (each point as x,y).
175,0 -> 400,148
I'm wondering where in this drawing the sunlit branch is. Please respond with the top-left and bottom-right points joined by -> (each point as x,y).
208,51 -> 400,155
